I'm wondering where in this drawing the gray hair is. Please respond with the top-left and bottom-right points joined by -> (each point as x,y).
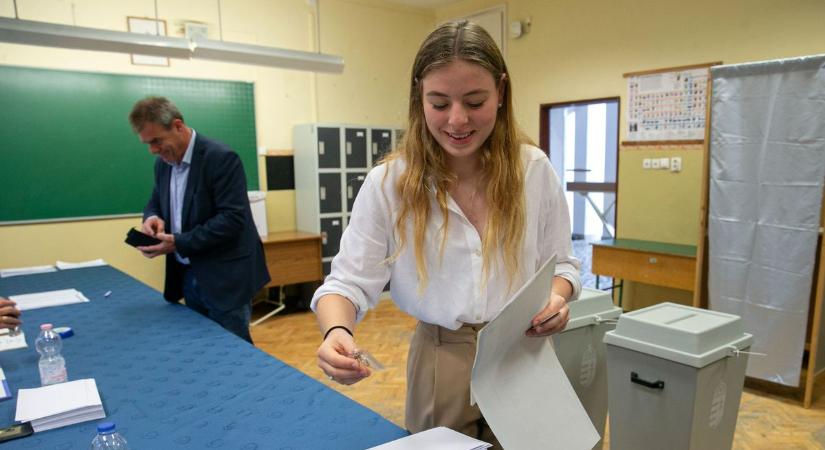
128,96 -> 184,133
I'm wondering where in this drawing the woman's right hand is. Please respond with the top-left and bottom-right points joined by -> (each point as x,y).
317,328 -> 371,385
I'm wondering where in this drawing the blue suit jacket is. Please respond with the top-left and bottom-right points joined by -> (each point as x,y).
143,133 -> 270,311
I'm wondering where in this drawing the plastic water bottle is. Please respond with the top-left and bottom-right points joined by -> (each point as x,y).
35,323 -> 68,386
90,422 -> 130,450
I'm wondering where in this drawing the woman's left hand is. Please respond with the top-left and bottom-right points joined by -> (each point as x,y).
525,292 -> 569,337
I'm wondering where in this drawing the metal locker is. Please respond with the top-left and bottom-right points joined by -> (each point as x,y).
345,128 -> 368,168
371,129 -> 393,165
317,127 -> 341,169
318,173 -> 342,213
345,172 -> 368,212
320,217 -> 343,258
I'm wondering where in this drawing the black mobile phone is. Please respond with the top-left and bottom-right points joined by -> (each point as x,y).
125,227 -> 163,247
0,422 -> 33,443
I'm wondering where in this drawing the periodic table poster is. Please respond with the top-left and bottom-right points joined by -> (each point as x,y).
625,66 -> 711,142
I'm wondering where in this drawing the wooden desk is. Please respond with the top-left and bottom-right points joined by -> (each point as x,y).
253,231 -> 323,326
261,230 -> 324,288
591,239 -> 697,306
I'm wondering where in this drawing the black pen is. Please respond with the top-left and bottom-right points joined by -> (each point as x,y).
526,310 -> 561,332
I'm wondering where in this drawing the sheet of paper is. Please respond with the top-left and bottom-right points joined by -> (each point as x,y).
0,265 -> 57,278
470,256 -> 599,450
56,259 -> 107,270
0,368 -> 11,401
15,378 -> 105,432
0,329 -> 27,352
8,289 -> 90,311
367,426 -> 491,450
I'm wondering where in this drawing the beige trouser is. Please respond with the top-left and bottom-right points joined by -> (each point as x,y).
405,321 -> 501,449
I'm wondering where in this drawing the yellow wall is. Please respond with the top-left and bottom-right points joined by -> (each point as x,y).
0,0 -> 433,289
436,0 -> 825,307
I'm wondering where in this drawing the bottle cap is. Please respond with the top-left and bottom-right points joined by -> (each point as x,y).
54,326 -> 73,339
97,422 -> 116,433
39,323 -> 53,331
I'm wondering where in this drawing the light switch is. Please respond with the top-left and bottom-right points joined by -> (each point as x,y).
643,158 -> 652,169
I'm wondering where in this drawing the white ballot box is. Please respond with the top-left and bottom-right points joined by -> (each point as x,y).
552,288 -> 621,450
604,302 -> 753,450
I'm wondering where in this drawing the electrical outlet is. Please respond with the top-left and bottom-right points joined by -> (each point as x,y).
651,158 -> 661,169
659,157 -> 670,169
670,156 -> 682,172
643,158 -> 652,169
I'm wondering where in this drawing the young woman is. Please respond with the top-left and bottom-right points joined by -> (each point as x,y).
311,20 -> 580,446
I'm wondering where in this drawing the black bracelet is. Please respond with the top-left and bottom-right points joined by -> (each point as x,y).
323,325 -> 353,341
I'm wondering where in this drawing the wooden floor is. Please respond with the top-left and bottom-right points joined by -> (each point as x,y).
251,300 -> 825,450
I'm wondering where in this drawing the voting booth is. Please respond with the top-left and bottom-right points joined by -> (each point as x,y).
553,288 -> 621,449
604,303 -> 753,450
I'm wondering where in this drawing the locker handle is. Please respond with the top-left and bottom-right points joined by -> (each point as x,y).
347,186 -> 353,199
630,372 -> 665,390
320,186 -> 326,200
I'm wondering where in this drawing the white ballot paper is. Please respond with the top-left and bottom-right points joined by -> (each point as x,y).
470,256 -> 599,450
15,378 -> 105,432
56,259 -> 107,270
0,265 -> 57,278
368,426 -> 491,450
9,289 -> 90,311
0,328 -> 27,352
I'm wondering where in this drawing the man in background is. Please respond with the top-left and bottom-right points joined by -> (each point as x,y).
129,96 -> 269,343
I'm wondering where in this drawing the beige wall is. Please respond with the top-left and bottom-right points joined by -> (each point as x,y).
436,0 -> 825,307
3,0 -> 824,299
0,0 -> 433,290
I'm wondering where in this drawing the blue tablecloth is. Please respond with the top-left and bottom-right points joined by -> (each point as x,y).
0,266 -> 406,449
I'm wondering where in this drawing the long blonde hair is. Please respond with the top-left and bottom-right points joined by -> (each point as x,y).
383,20 -> 529,292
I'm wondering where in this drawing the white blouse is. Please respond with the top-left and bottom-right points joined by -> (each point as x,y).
311,144 -> 581,330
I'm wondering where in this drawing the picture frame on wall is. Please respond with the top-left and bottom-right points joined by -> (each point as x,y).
127,16 -> 170,67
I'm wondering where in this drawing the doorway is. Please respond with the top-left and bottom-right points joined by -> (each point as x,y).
540,97 -> 620,289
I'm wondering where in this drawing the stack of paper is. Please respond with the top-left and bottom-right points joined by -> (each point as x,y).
55,259 -> 107,270
0,265 -> 57,278
0,328 -> 27,352
368,427 -> 491,450
8,289 -> 90,311
15,379 -> 105,432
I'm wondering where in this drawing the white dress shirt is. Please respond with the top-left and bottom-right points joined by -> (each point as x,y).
168,129 -> 196,265
311,144 -> 581,330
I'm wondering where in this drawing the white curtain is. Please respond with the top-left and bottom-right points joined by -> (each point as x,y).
708,54 -> 825,386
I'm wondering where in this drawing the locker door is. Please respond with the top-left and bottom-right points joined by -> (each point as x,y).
320,217 -> 343,258
371,129 -> 393,165
345,172 -> 368,212
317,127 -> 341,169
318,173 -> 342,213
345,128 -> 368,168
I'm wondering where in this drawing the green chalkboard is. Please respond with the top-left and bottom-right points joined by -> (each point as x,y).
0,65 -> 258,223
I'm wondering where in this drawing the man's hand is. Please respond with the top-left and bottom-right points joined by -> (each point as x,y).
141,216 -> 165,237
137,232 -> 176,258
0,297 -> 22,329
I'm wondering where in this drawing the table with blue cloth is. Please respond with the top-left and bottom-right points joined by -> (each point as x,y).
0,265 -> 407,449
